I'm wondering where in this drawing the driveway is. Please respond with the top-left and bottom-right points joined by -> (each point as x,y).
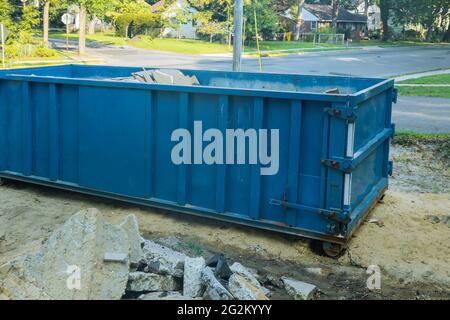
393,96 -> 450,133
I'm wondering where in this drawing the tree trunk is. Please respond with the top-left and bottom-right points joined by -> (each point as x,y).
443,21 -> 450,42
43,1 -> 50,47
331,0 -> 339,31
227,4 -> 232,46
88,18 -> 96,35
78,4 -> 87,55
294,0 -> 305,41
379,0 -> 390,41
364,0 -> 369,16
210,34 -> 213,43
425,26 -> 433,42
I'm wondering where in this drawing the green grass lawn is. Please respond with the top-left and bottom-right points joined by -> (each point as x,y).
48,32 -> 347,55
396,86 -> 450,99
354,40 -> 450,47
399,73 -> 450,85
396,73 -> 450,98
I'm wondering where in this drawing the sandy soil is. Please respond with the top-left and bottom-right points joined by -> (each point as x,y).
1,144 -> 449,299
1,181 -> 449,298
390,142 -> 449,193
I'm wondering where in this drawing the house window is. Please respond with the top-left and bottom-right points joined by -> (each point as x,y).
311,21 -> 317,31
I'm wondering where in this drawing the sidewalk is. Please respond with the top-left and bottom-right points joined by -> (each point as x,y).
395,69 -> 450,82
396,84 -> 450,87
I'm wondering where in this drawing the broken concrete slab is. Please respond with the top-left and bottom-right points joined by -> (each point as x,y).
183,257 -> 206,298
119,214 -> 144,266
281,277 -> 317,300
228,274 -> 268,300
2,208 -> 132,300
127,272 -> 180,292
104,252 -> 128,263
141,240 -> 186,277
152,70 -> 174,84
190,75 -> 200,85
230,262 -> 262,288
201,267 -> 233,300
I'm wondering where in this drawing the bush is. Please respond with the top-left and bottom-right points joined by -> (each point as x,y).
369,30 -> 381,40
33,46 -> 57,58
316,26 -> 334,34
400,29 -> 424,41
5,37 -> 57,59
115,13 -> 162,38
115,13 -> 134,37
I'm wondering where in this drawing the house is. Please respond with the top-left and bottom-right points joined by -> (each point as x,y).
281,4 -> 368,39
150,0 -> 198,39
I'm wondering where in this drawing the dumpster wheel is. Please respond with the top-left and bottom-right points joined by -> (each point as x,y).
322,241 -> 345,258
0,178 -> 5,186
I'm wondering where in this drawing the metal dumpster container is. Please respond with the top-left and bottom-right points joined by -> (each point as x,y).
0,65 -> 395,256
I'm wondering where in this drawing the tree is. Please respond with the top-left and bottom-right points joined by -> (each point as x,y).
378,0 -> 390,41
0,0 -> 12,25
391,0 -> 450,42
195,11 -> 227,42
78,2 -> 86,54
331,0 -> 339,31
444,21 -> 450,42
244,0 -> 280,41
162,0 -> 192,39
20,2 -> 40,33
42,1 -> 50,46
294,0 -> 304,41
218,0 -> 233,45
66,0 -> 117,54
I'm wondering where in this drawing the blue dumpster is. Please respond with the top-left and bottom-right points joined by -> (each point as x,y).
0,65 -> 395,255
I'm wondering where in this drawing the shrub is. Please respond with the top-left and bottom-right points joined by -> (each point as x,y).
33,46 -> 57,58
316,26 -> 334,34
400,29 -> 424,41
5,37 -> 57,59
115,13 -> 135,37
115,13 -> 162,38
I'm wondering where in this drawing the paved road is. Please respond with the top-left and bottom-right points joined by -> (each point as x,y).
50,39 -> 450,133
393,96 -> 450,133
51,39 -> 450,77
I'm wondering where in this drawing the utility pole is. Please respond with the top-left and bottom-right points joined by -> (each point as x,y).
232,0 -> 244,72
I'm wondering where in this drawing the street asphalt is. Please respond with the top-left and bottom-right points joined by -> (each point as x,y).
50,39 -> 450,133
394,96 -> 450,133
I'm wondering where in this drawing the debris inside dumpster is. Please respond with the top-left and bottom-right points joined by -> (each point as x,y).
112,68 -> 200,86
0,208 -> 317,300
325,88 -> 340,94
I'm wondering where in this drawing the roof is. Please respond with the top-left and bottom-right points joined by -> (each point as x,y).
304,4 -> 367,23
303,4 -> 367,23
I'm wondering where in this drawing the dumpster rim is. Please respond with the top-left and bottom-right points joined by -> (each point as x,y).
0,64 -> 392,103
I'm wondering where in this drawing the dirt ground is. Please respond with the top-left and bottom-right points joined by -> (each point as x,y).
0,143 -> 449,299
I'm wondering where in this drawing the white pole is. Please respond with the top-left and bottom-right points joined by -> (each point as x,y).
232,0 -> 244,72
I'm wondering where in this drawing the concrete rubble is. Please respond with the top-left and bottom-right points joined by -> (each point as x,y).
0,208 -> 137,300
112,68 -> 200,86
201,267 -> 234,300
228,274 -> 269,300
0,207 -> 318,300
126,272 -> 180,292
183,257 -> 206,298
141,240 -> 186,277
282,277 -> 317,300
